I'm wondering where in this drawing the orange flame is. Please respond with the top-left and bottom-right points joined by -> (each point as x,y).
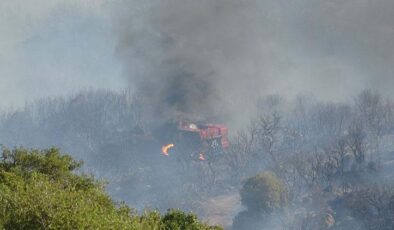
199,153 -> 205,161
161,143 -> 174,156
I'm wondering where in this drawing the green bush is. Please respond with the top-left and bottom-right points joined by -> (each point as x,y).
0,147 -> 222,230
240,172 -> 287,213
161,210 -> 222,230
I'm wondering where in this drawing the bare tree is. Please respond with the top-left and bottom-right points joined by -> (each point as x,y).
355,90 -> 388,167
347,119 -> 368,171
255,112 -> 281,163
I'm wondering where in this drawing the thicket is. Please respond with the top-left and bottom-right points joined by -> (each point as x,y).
0,147 -> 222,230
335,186 -> 394,230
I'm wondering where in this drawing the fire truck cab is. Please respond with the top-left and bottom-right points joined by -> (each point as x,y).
176,121 -> 229,159
179,122 -> 228,147
160,121 -> 229,161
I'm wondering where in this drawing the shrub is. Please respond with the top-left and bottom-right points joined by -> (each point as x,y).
240,172 -> 287,213
162,210 -> 222,230
0,147 -> 222,230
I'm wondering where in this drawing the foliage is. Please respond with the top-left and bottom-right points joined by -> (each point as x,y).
161,210 -> 222,230
0,147 -> 222,230
240,172 -> 287,213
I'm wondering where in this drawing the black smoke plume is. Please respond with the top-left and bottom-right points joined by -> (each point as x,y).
114,0 -> 394,129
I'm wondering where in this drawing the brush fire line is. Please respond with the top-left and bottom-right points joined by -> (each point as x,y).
160,121 -> 229,161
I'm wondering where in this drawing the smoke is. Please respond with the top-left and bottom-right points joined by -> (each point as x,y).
115,0 -> 394,126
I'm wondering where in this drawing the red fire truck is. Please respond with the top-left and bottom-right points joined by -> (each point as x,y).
161,121 -> 229,161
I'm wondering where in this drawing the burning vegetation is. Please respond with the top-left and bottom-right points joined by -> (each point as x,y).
1,89 -> 394,229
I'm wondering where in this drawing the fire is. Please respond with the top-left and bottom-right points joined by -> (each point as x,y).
199,153 -> 205,161
161,143 -> 174,156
